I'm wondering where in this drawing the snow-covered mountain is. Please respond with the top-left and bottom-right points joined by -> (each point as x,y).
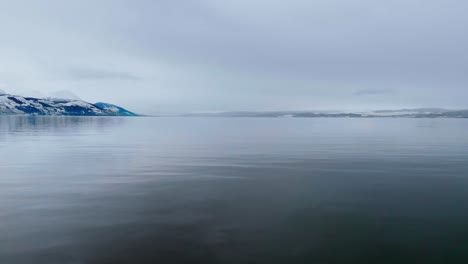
0,93 -> 138,116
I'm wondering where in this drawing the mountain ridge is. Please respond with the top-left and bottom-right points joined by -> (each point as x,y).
0,93 -> 138,116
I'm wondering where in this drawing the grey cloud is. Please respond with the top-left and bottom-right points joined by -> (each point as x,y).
354,89 -> 395,96
68,68 -> 141,81
0,0 -> 468,113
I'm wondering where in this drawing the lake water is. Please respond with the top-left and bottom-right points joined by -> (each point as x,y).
1,116 -> 467,264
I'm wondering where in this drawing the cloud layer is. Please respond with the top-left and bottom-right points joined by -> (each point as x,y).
0,0 -> 467,113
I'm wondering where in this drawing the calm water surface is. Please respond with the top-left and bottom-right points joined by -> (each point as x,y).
1,116 -> 467,263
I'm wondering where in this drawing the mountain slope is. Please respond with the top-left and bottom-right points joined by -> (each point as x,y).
94,102 -> 138,116
0,93 -> 138,116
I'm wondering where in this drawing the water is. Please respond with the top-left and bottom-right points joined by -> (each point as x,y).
1,116 -> 467,264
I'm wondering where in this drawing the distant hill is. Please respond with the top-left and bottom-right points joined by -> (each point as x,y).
0,93 -> 138,116
181,109 -> 468,118
373,108 -> 450,114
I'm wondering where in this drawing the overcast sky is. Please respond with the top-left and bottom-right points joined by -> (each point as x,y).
0,0 -> 467,113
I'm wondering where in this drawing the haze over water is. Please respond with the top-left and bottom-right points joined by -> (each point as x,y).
1,116 -> 468,264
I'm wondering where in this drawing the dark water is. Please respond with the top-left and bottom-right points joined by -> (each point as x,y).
1,116 -> 467,264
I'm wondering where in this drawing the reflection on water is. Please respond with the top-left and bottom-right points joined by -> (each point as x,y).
0,116 -> 125,134
1,117 -> 468,264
